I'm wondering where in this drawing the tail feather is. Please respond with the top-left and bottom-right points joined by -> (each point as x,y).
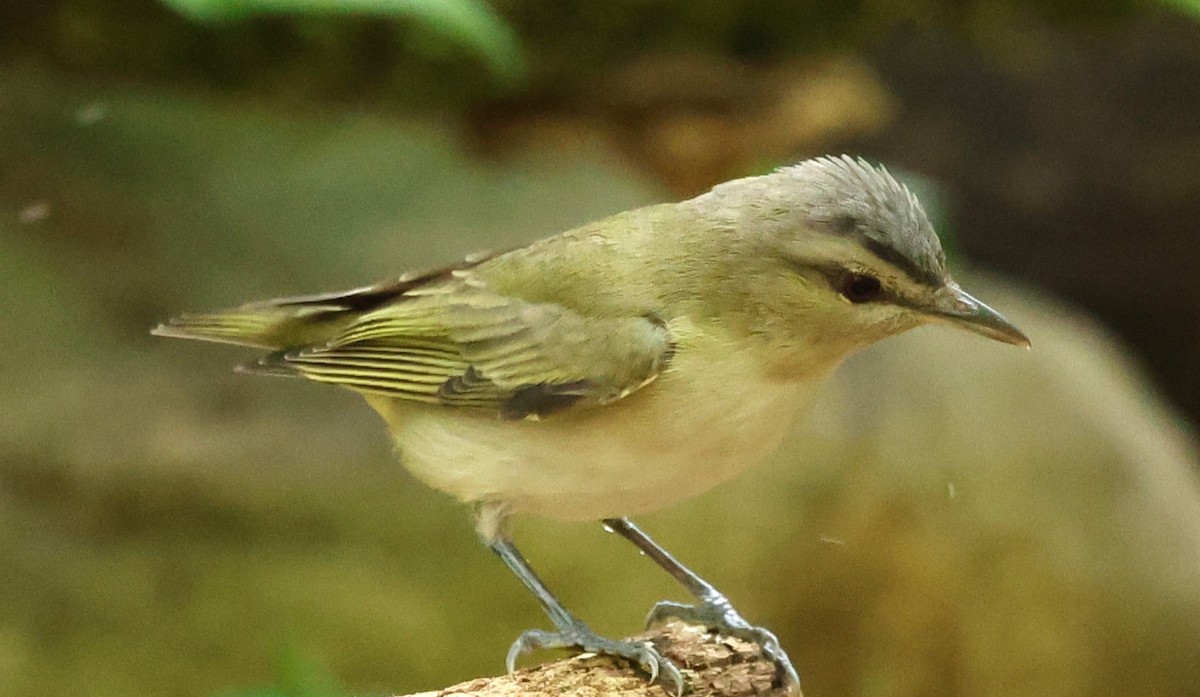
151,312 -> 283,348
152,302 -> 365,350
152,275 -> 414,349
152,252 -> 499,362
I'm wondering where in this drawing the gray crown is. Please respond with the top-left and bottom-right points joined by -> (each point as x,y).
779,155 -> 947,286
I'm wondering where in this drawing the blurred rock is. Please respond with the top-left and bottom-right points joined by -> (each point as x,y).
647,276 -> 1200,697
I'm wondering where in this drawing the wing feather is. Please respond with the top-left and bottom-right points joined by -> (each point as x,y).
279,283 -> 673,419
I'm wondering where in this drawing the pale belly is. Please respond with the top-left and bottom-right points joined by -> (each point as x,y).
366,362 -> 826,522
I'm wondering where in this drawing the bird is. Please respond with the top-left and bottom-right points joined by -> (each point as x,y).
153,155 -> 1029,694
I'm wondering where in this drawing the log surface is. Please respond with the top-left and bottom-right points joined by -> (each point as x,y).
397,621 -> 796,697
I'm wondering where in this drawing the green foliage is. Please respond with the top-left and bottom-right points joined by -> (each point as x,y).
215,650 -> 346,697
1160,0 -> 1200,19
4,0 -> 1183,106
157,0 -> 524,82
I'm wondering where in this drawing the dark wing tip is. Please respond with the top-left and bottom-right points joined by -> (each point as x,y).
438,366 -> 594,420
500,381 -> 593,421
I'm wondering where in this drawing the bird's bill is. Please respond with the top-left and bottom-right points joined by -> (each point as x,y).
925,283 -> 1031,348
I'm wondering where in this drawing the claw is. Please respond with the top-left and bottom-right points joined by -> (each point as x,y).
651,655 -> 686,697
505,633 -> 527,673
647,598 -> 801,693
503,623 -> 686,694
642,648 -> 659,682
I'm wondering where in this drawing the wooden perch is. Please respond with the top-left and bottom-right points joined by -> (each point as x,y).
397,621 -> 798,697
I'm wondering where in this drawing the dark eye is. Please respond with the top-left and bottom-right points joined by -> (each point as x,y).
840,273 -> 883,303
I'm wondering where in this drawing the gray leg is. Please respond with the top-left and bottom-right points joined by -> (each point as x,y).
602,517 -> 801,693
488,535 -> 685,694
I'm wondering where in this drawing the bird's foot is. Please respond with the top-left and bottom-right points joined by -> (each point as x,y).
506,620 -> 686,695
647,597 -> 800,693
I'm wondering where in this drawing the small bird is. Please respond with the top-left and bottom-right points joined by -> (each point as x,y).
154,156 -> 1028,693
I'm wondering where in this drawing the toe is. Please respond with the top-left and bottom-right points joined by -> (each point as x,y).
505,628 -> 559,673
645,600 -> 700,628
748,626 -> 782,656
505,631 -> 532,673
505,625 -> 689,693
644,599 -> 799,693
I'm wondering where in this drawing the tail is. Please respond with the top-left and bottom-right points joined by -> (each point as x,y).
152,295 -> 395,379
151,256 -> 497,355
151,310 -> 289,349
152,309 -> 350,358
151,283 -> 407,350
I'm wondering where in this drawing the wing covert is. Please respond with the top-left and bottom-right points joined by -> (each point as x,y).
278,284 -> 674,420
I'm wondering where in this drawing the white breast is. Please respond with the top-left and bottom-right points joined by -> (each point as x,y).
369,340 -> 828,522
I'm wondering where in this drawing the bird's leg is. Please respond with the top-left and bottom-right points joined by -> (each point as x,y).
602,517 -> 801,692
487,534 -> 685,694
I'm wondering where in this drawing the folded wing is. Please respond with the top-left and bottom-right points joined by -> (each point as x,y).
254,281 -> 674,420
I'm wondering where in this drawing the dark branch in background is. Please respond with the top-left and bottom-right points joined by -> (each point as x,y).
396,621 -> 797,697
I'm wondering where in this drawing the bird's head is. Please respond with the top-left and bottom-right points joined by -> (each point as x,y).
684,155 -> 1029,373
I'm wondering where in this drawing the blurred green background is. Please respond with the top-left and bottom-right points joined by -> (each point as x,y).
4,1 -> 1200,696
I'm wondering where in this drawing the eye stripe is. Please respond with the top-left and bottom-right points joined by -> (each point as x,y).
860,237 -> 942,287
